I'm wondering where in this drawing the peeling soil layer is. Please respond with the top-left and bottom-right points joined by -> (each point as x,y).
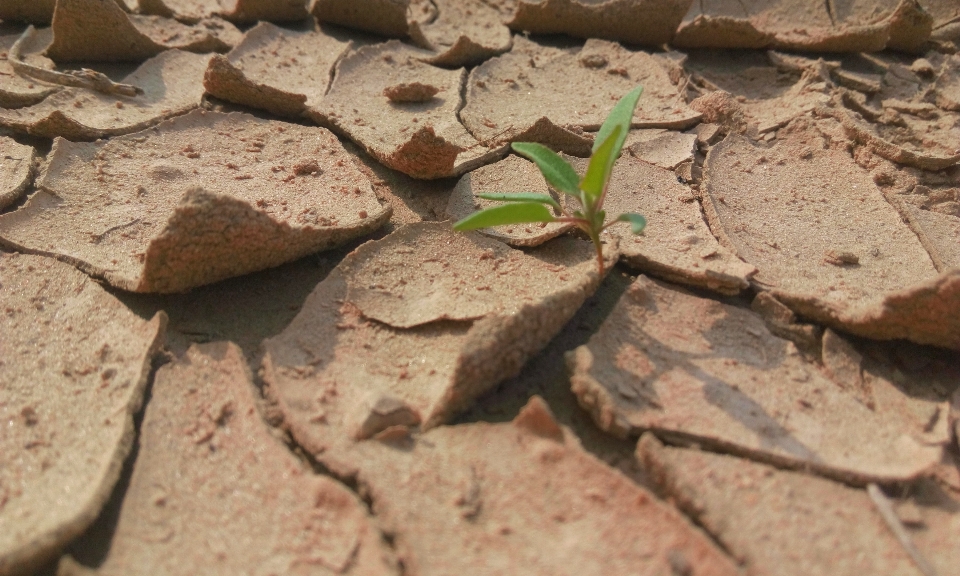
1,1 -> 960,575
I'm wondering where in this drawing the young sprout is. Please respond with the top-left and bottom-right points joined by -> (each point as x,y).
453,85 -> 647,277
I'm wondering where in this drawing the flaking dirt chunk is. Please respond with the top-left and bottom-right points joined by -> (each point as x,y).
342,397 -> 739,576
408,0 -> 512,67
138,0 -> 309,23
0,111 -> 389,293
0,253 -> 165,576
568,276 -> 949,483
203,22 -> 351,118
626,130 -> 696,170
0,28 -> 60,109
313,41 -> 498,180
462,37 -> 701,147
0,137 -> 35,210
565,153 -> 755,295
675,0 -> 931,52
261,222 -> 618,476
445,155 -> 573,247
311,0 -> 436,38
58,342 -> 398,576
0,50 -> 210,140
702,122 -> 960,349
45,0 -> 240,62
507,0 -> 692,46
637,434 -> 951,576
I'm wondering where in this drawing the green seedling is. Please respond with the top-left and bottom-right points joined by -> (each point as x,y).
453,85 -> 647,277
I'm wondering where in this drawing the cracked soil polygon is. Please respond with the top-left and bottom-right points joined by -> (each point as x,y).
57,342 -> 398,576
409,0 -> 513,67
0,137 -> 34,210
568,276 -> 949,483
0,111 -> 390,293
0,253 -> 165,576
0,50 -> 211,141
138,0 -> 309,23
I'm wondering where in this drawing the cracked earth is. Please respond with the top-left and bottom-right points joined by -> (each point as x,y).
1,1 -> 959,575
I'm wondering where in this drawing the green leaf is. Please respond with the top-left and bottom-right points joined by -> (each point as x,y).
510,142 -> 581,197
580,125 -> 622,200
617,212 -> 647,234
476,192 -> 560,211
453,202 -> 556,231
593,85 -> 643,159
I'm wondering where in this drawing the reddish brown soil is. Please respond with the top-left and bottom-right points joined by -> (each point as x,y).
1,1 -> 959,575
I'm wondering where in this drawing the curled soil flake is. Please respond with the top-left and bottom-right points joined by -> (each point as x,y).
462,37 -> 701,146
261,222 -> 618,476
507,0 -> 692,46
445,155 -> 574,247
45,0 -> 240,62
203,22 -> 352,118
312,0 -> 436,37
0,137 -> 36,210
340,396 -> 740,576
0,50 -> 211,140
408,0 -> 512,67
0,28 -> 60,108
702,123 -> 960,348
138,0 -> 309,24
0,111 -> 390,293
568,276 -> 949,483
638,434 -> 956,576
56,342 -> 398,576
313,41 -> 497,179
0,253 -> 165,576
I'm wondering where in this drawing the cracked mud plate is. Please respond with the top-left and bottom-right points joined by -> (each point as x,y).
702,121 -> 960,349
138,0 -> 309,23
568,276 -> 949,483
58,342 -> 398,576
0,137 -> 35,210
0,253 -> 165,576
312,0 -> 436,38
340,396 -> 740,576
408,0 -> 512,67
262,222 -> 617,476
203,22 -> 352,118
0,111 -> 390,293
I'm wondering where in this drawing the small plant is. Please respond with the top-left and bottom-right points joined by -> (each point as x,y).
454,85 -> 647,276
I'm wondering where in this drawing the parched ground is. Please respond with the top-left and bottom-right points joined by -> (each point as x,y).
1,1 -> 959,575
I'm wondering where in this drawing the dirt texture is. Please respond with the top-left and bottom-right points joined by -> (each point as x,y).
0,111 -> 389,293
0,137 -> 34,210
569,276 -> 952,483
202,22 -> 352,118
0,50 -> 211,140
138,0 -> 309,23
462,37 -> 701,148
45,0 -> 240,62
262,222 -> 617,475
638,433 -> 960,576
313,41 -> 499,179
57,342 -> 397,576
0,253 -> 165,576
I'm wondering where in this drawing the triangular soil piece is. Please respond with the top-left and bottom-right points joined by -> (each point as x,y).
261,222 -> 617,475
312,41 -> 499,179
626,130 -> 697,170
445,155 -> 574,247
0,111 -> 390,293
45,0 -> 240,62
57,342 -> 399,576
637,434 -> 955,575
565,153 -> 755,295
312,0 -> 436,38
568,276 -> 948,483
0,28 -> 60,108
0,253 -> 165,576
0,50 -> 210,140
0,137 -> 35,210
462,37 -> 701,146
507,0 -> 692,46
0,0 -> 56,24
334,396 -> 740,576
905,204 -> 960,271
408,0 -> 512,67
701,121 -> 960,349
138,0 -> 309,23
203,22 -> 352,118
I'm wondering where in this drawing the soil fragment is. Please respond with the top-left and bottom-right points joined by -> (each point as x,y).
0,137 -> 35,210
0,253 -> 165,576
138,0 -> 309,23
0,111 -> 389,293
312,0 -> 436,38
409,0 -> 512,67
0,28 -> 59,109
